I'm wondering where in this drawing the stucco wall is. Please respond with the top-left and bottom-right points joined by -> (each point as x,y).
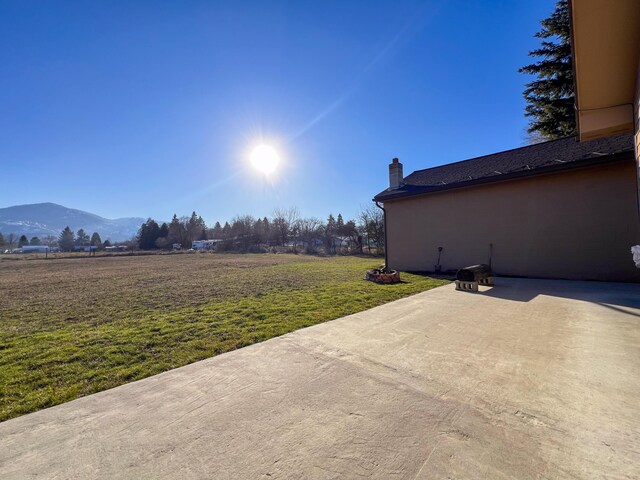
385,159 -> 640,282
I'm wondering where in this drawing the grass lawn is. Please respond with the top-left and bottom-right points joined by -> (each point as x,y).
0,253 -> 448,421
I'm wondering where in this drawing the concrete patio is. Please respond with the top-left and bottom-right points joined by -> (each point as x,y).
1,277 -> 639,479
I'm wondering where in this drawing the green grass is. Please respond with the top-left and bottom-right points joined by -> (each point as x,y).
0,253 -> 447,421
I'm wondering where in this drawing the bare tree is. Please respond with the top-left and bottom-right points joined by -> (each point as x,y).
358,205 -> 384,255
272,207 -> 300,248
298,217 -> 324,252
43,235 -> 58,247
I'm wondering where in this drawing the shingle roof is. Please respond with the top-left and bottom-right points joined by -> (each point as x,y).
374,134 -> 635,202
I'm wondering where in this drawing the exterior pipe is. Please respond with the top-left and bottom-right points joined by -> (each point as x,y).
374,201 -> 388,270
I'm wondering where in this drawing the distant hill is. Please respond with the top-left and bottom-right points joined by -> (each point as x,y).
0,203 -> 145,242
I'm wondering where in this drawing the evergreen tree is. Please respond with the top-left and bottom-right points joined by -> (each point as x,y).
59,227 -> 75,251
343,219 -> 361,253
325,214 -> 337,253
158,222 -> 169,239
168,214 -> 187,247
336,214 -> 345,236
221,221 -> 231,239
254,218 -> 264,243
519,0 -> 575,140
211,221 -> 223,239
184,212 -> 206,246
103,239 -> 112,248
138,219 -> 161,250
90,232 -> 102,248
30,236 -> 41,245
0,232 -> 4,248
75,229 -> 90,246
18,235 -> 29,247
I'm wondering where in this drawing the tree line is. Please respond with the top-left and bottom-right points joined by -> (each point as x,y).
0,205 -> 385,255
136,206 -> 385,254
0,228 -> 107,251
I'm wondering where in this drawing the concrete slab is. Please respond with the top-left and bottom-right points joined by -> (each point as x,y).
1,278 -> 639,479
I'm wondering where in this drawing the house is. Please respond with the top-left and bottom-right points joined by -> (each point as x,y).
105,245 -> 128,252
74,246 -> 98,252
21,245 -> 49,254
570,0 -> 640,275
192,239 -> 221,250
372,0 -> 640,282
374,135 -> 640,281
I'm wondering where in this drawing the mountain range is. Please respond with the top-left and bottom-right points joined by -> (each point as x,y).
0,203 -> 145,242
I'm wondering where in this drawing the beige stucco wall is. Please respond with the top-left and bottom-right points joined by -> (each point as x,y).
385,160 -> 640,282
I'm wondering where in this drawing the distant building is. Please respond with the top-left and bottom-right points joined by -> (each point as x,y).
74,246 -> 98,252
21,245 -> 49,253
104,245 -> 127,252
192,240 -> 221,250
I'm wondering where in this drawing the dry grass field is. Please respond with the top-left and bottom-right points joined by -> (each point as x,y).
0,253 -> 448,421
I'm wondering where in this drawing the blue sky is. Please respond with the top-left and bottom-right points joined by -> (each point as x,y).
0,0 -> 555,224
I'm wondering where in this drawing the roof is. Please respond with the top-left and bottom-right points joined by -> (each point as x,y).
570,0 -> 640,141
374,134 -> 634,202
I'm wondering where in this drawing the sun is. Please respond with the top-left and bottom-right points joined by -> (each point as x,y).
250,145 -> 280,175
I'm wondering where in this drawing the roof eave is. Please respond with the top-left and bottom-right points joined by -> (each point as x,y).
570,0 -> 640,141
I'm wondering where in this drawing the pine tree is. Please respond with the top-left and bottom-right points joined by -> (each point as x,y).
222,222 -> 231,240
211,221 -> 223,239
18,235 -> 29,247
75,229 -> 90,246
336,213 -> 345,237
138,219 -> 160,250
519,0 -> 575,140
30,236 -> 41,245
325,214 -> 337,253
59,227 -> 75,251
0,232 -> 4,248
90,232 -> 102,248
158,222 -> 169,239
168,214 -> 187,248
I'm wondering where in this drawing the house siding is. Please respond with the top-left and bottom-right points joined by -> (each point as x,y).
385,159 -> 640,282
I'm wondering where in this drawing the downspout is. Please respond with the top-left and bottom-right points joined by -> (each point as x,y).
374,201 -> 388,271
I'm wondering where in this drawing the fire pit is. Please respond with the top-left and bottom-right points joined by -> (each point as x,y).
365,266 -> 401,284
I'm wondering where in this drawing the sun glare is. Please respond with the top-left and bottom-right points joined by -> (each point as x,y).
250,145 -> 280,175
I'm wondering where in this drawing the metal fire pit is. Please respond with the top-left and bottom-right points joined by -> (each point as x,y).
365,267 -> 401,284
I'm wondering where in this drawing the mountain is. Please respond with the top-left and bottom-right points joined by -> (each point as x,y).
0,203 -> 145,242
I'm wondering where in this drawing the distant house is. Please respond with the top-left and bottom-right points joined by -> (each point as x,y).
21,245 -> 49,254
104,245 -> 127,252
74,246 -> 98,252
192,240 -> 221,250
374,134 -> 640,282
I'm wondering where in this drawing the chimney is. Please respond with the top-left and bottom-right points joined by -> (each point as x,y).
388,158 -> 404,189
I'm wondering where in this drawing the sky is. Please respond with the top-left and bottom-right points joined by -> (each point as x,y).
0,0 -> 556,224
